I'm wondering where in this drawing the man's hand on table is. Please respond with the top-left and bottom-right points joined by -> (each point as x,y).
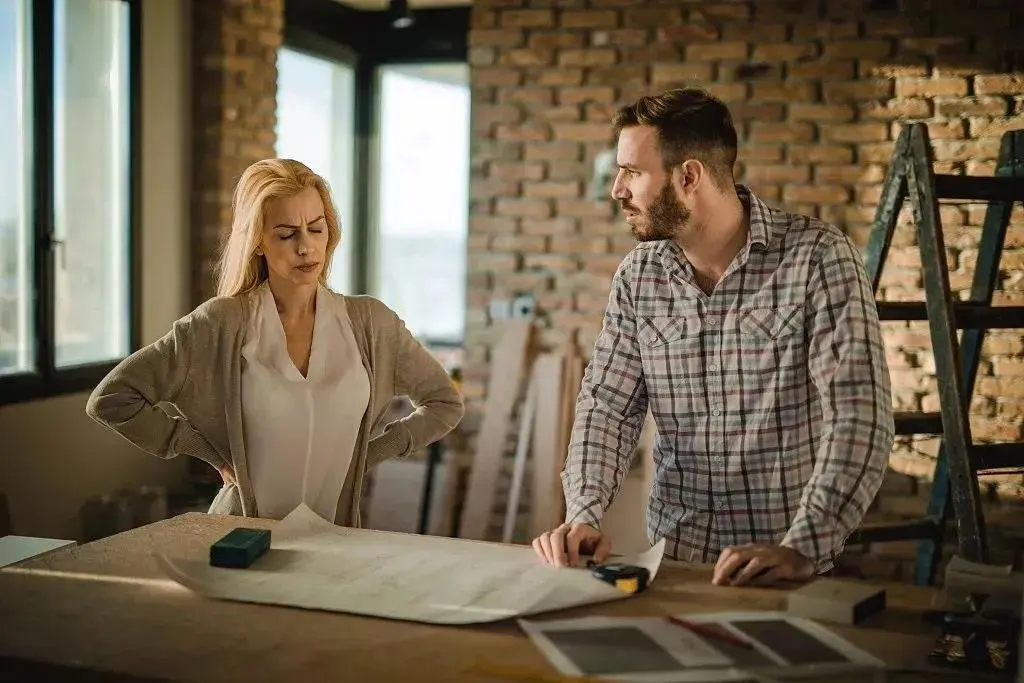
532,522 -> 611,567
712,543 -> 814,586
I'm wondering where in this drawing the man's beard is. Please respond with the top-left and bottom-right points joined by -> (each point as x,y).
624,180 -> 690,242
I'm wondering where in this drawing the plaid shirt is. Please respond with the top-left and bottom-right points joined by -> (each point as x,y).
563,186 -> 894,571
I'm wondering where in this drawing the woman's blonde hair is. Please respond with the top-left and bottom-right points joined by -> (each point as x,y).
216,158 -> 341,297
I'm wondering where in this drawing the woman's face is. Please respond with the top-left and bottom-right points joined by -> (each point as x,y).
259,187 -> 328,287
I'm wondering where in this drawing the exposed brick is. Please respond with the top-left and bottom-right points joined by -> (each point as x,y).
586,66 -> 647,88
552,122 -> 612,142
557,199 -> 614,218
525,68 -> 584,86
546,161 -> 591,180
788,60 -> 855,80
789,145 -> 854,164
969,117 -> 1024,138
895,77 -> 968,98
521,217 -> 577,235
743,145 -> 785,162
703,82 -> 749,102
490,162 -> 545,182
525,254 -> 580,271
471,178 -> 520,200
471,216 -> 518,234
901,36 -> 967,57
729,103 -> 786,122
784,185 -> 851,204
490,234 -> 547,252
823,80 -> 894,101
502,9 -> 555,28
558,86 -> 615,105
815,164 -> 886,184
550,235 -> 609,253
560,10 -> 618,28
755,0 -> 821,20
749,122 -> 815,143
474,105 -> 524,129
936,97 -> 1009,117
558,48 -> 617,67
524,181 -> 582,198
622,8 -> 684,28
931,138 -> 1003,161
860,58 -> 929,79
495,123 -> 551,142
722,24 -> 788,42
525,143 -> 580,161
789,103 -> 854,121
694,3 -> 752,20
500,48 -> 555,67
975,74 -> 1024,95
469,47 -> 497,66
686,42 -> 749,62
863,14 -> 932,37
590,29 -> 648,46
751,81 -> 818,102
743,164 -> 811,183
475,67 -> 524,87
658,24 -> 720,42
495,198 -> 552,218
922,120 -> 966,140
470,29 -> 525,47
791,20 -> 858,41
823,40 -> 893,60
529,31 -> 584,49
650,63 -> 714,85
498,87 -> 555,107
858,98 -> 931,120
752,43 -> 819,61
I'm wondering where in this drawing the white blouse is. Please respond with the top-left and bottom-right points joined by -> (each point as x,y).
240,284 -> 370,522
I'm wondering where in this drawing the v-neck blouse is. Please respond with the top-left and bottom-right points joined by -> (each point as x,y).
239,284 -> 370,521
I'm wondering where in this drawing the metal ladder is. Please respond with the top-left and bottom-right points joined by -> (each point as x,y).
848,122 -> 1024,586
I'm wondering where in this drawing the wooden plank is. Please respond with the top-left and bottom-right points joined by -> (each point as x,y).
458,318 -> 532,541
527,354 -> 565,540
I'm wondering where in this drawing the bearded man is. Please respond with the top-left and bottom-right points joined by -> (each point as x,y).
532,88 -> 894,587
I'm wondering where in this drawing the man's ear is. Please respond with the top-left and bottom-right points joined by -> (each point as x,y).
672,160 -> 704,198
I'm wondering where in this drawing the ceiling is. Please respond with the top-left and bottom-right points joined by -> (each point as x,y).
331,0 -> 469,9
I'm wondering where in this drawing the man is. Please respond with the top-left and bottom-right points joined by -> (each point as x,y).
532,88 -> 894,586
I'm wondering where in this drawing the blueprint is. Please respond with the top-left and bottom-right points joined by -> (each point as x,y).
157,504 -> 666,625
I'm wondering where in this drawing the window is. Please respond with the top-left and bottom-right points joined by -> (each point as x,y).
276,46 -> 356,294
278,1 -> 470,348
374,63 -> 469,346
0,0 -> 139,405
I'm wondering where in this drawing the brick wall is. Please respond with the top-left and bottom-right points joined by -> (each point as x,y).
465,0 -> 1024,495
191,0 -> 283,304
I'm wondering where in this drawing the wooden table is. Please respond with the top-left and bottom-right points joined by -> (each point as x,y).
0,513 -> 975,682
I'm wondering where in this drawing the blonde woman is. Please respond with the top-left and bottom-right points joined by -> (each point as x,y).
86,158 -> 464,524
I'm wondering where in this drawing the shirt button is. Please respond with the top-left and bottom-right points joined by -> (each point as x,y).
708,318 -> 718,326
708,363 -> 719,372
712,409 -> 721,417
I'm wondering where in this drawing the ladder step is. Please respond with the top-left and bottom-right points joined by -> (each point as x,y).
848,517 -> 941,544
877,302 -> 1024,328
894,411 -> 943,435
973,443 -> 1024,474
933,174 -> 1024,202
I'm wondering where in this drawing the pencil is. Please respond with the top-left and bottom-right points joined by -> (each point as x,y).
666,616 -> 755,650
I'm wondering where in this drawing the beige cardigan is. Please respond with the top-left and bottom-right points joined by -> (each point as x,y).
86,290 -> 464,527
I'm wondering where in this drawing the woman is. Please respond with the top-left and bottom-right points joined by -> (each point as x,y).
86,158 -> 464,525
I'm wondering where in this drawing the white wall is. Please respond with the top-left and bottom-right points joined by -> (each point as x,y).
0,0 -> 192,540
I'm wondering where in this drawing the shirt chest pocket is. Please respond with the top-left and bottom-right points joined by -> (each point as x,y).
736,304 -> 806,389
737,304 -> 804,343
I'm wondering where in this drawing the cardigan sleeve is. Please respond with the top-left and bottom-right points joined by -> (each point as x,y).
366,305 -> 465,466
85,311 -> 226,471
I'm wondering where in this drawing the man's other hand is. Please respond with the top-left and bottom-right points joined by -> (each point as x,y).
532,522 -> 611,567
712,543 -> 814,586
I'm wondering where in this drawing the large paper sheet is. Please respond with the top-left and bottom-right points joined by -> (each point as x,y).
518,611 -> 885,682
157,504 -> 666,625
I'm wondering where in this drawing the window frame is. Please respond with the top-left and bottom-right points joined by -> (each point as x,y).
0,0 -> 142,406
283,0 -> 469,349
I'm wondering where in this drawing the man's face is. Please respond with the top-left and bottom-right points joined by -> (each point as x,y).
610,125 -> 690,242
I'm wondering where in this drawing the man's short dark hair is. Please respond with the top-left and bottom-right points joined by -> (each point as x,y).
612,88 -> 738,190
